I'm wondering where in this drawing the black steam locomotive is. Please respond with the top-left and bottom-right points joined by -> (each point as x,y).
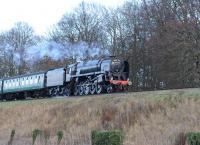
0,57 -> 131,100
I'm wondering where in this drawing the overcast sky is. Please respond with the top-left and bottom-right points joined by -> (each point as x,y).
0,0 -> 125,35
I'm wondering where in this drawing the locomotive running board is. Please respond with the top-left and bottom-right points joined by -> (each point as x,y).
109,80 -> 132,86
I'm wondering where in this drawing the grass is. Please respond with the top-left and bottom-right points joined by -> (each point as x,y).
0,88 -> 200,144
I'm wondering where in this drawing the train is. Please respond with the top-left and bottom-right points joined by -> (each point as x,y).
0,57 -> 131,100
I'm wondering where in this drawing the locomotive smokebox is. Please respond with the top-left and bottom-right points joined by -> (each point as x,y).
110,59 -> 124,73
110,59 -> 129,81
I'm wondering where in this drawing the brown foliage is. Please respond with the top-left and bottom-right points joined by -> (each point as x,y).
101,106 -> 117,129
174,132 -> 186,145
0,89 -> 199,144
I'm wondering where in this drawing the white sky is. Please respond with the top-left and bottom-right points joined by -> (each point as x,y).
0,0 -> 125,35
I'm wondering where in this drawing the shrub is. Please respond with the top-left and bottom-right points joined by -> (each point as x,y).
32,129 -> 42,145
7,129 -> 15,145
56,130 -> 63,145
91,130 -> 123,145
186,132 -> 200,145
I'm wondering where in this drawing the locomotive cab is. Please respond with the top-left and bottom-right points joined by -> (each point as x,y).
66,64 -> 77,82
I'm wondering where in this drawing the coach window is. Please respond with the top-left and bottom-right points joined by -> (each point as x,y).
38,76 -> 40,83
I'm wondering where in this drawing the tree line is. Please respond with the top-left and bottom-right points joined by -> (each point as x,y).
0,0 -> 200,91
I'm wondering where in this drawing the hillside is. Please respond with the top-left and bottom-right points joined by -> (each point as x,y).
0,88 -> 200,145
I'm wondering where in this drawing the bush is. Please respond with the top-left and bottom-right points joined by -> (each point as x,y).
32,129 -> 42,145
91,130 -> 123,145
57,130 -> 63,145
7,129 -> 15,145
186,132 -> 200,145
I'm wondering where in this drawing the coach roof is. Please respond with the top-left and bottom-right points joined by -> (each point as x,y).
2,71 -> 46,80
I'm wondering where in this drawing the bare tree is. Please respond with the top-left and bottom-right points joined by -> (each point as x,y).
4,22 -> 37,75
49,2 -> 107,46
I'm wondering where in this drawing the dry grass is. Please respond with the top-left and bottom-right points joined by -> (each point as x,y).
0,88 -> 200,145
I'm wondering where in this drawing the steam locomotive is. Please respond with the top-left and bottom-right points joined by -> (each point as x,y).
0,57 -> 131,100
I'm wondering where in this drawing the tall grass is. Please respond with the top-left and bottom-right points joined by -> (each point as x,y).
0,88 -> 200,145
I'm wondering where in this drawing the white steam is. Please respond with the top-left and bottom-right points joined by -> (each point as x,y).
27,40 -> 109,62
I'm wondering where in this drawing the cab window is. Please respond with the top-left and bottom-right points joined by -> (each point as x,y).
66,68 -> 70,74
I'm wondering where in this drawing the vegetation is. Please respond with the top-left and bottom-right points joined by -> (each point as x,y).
7,129 -> 15,145
186,132 -> 200,145
56,130 -> 63,145
0,88 -> 198,144
91,130 -> 123,145
32,129 -> 42,145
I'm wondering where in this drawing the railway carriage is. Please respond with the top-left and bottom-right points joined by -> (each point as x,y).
1,72 -> 46,100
